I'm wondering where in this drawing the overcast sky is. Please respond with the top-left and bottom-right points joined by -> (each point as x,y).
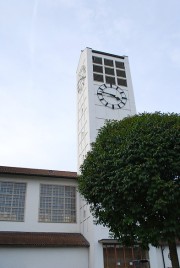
0,0 -> 179,172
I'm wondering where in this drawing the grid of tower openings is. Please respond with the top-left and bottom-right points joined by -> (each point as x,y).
92,56 -> 127,87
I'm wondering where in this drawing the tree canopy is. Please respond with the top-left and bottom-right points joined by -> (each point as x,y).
78,112 -> 180,267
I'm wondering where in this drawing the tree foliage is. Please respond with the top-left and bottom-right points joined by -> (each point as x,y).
78,113 -> 180,256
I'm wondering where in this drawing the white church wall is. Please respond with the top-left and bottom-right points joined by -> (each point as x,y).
77,48 -> 138,268
0,247 -> 89,268
0,174 -> 80,233
149,244 -> 180,268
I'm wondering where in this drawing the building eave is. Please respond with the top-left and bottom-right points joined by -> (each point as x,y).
0,166 -> 77,179
0,231 -> 89,248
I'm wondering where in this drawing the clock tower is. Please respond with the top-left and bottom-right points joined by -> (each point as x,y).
77,48 -> 136,268
77,48 -> 136,168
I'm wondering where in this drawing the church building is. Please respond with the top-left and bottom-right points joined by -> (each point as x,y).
0,48 -> 179,268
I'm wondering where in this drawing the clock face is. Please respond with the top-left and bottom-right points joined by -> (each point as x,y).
77,65 -> 86,92
97,84 -> 127,109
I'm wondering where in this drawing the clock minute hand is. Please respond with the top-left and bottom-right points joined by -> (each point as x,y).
102,91 -> 120,100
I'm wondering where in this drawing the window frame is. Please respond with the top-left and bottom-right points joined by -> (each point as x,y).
39,183 -> 77,224
0,181 -> 26,222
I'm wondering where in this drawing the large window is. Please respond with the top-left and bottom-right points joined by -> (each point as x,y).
39,184 -> 76,223
0,181 -> 26,221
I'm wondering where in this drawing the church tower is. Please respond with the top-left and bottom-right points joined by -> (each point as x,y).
77,48 -> 137,268
77,48 -> 136,168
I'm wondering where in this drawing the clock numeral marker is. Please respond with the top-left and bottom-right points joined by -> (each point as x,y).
99,84 -> 107,90
105,102 -> 108,106
112,104 -> 114,109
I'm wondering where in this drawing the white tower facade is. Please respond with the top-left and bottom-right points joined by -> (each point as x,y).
77,48 -> 136,168
77,48 -> 137,268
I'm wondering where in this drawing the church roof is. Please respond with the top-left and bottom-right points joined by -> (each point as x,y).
0,232 -> 89,247
0,166 -> 77,179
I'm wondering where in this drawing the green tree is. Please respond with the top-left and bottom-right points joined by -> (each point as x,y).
78,112 -> 180,268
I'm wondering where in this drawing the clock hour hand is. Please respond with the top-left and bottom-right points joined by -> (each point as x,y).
102,91 -> 120,101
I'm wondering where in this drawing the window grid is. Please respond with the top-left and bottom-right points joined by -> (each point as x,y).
93,73 -> 104,82
104,58 -> 114,67
92,56 -> 102,65
105,76 -> 116,85
0,182 -> 26,221
105,67 -> 115,76
93,65 -> 103,73
92,56 -> 127,86
39,184 -> 76,223
116,69 -> 126,78
117,78 -> 127,87
115,61 -> 125,69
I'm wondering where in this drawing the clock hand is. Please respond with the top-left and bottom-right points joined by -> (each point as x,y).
102,91 -> 120,100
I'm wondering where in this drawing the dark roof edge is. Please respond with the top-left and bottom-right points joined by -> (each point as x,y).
99,239 -> 180,246
0,231 -> 89,248
0,166 -> 77,179
92,49 -> 126,59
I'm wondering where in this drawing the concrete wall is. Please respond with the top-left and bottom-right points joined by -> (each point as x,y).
0,247 -> 89,268
149,245 -> 180,268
